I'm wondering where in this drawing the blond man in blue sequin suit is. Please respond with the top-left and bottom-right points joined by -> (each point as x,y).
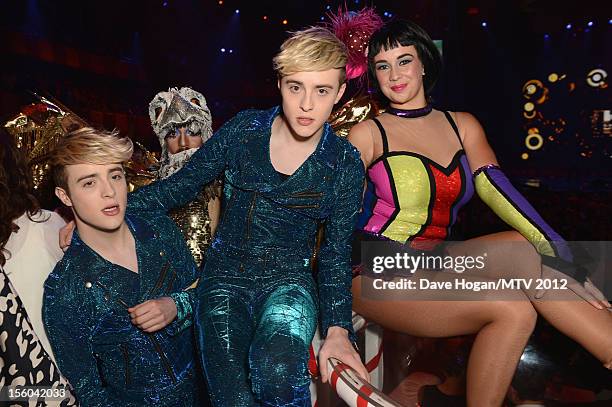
44,128 -> 200,406
128,27 -> 369,406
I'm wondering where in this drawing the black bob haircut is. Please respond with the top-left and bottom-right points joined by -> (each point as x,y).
367,19 -> 442,101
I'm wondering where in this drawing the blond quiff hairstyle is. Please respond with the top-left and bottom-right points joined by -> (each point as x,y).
50,127 -> 133,189
273,26 -> 348,84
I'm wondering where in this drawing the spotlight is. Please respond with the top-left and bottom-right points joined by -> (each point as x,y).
481,21 -> 487,27
235,9 -> 239,14
587,21 -> 594,27
609,19 -> 612,24
383,11 -> 389,17
162,1 -> 168,6
282,19 -> 288,25
565,23 -> 572,29
326,5 -> 331,10
220,48 -> 226,53
229,49 -> 233,54
525,133 -> 544,151
263,15 -> 268,21
320,16 -> 324,21
587,68 -> 607,88
544,33 -> 550,39
218,0 -> 223,4
388,12 -> 393,17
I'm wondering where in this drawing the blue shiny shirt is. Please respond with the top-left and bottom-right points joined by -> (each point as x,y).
43,212 -> 199,406
128,106 -> 365,337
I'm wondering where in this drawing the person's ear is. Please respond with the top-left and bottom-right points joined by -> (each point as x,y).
55,187 -> 73,207
334,82 -> 347,104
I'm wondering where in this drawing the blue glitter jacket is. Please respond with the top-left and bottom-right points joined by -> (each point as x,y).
129,106 -> 365,338
43,212 -> 199,406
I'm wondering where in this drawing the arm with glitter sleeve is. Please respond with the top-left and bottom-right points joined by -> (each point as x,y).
128,110 -> 254,212
160,213 -> 201,336
317,147 -> 365,340
473,164 -> 588,282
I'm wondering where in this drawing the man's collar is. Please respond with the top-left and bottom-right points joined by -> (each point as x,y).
251,106 -> 339,170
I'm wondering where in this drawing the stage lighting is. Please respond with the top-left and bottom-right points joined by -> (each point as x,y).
586,69 -> 607,88
565,23 -> 572,29
525,133 -> 544,151
481,21 -> 487,27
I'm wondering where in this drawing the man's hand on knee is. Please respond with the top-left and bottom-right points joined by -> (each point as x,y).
318,326 -> 370,384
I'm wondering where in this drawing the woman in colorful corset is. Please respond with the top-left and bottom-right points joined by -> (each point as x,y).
348,20 -> 612,407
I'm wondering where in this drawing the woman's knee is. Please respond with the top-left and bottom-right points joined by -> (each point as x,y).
488,300 -> 537,334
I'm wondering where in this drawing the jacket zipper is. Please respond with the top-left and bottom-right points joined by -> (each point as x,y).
149,261 -> 169,296
165,268 -> 176,292
245,192 -> 258,241
290,191 -> 323,198
147,333 -> 178,385
120,344 -> 131,386
285,204 -> 320,209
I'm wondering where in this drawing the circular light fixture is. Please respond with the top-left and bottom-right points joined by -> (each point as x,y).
548,73 -> 559,82
524,102 -> 535,112
521,153 -> 529,160
525,84 -> 536,95
586,68 -> 607,88
525,133 -> 544,150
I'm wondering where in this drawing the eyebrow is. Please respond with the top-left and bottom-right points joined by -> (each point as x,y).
375,53 -> 414,64
285,80 -> 334,89
75,166 -> 123,183
76,173 -> 97,183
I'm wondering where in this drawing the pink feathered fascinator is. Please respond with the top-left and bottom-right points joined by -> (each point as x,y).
328,6 -> 384,81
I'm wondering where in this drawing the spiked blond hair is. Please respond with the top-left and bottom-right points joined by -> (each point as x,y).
50,127 -> 133,189
273,26 -> 348,84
